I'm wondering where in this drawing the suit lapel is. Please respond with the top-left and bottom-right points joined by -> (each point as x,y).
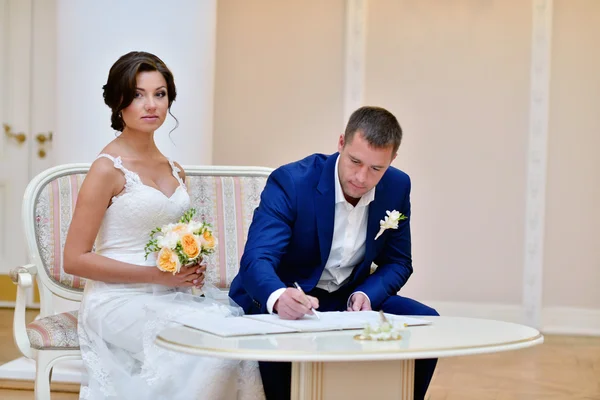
315,154 -> 338,268
365,183 -> 386,264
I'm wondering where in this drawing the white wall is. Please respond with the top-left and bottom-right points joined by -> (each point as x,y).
46,0 -> 216,315
212,0 -> 600,334
543,0 -> 600,313
54,0 -> 216,166
213,0 -> 345,168
8,0 -> 597,335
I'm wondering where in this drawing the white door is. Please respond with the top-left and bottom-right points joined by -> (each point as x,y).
0,0 -> 34,284
30,0 -> 57,178
0,0 -> 55,303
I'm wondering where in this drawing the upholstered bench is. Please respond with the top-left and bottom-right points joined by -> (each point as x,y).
11,164 -> 272,400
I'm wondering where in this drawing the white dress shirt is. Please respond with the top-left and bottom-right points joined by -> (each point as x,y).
266,156 -> 375,313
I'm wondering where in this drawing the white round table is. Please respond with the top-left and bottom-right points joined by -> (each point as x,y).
156,316 -> 543,400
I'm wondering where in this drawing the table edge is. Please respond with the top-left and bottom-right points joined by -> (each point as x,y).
155,332 -> 544,362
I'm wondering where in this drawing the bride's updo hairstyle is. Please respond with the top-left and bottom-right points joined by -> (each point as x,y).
102,51 -> 177,132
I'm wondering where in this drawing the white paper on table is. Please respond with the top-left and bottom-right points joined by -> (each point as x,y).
171,313 -> 296,337
171,311 -> 431,337
245,311 -> 432,332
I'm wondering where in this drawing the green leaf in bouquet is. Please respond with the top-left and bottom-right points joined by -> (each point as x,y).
180,208 -> 197,224
144,239 -> 160,260
174,243 -> 189,266
148,226 -> 162,239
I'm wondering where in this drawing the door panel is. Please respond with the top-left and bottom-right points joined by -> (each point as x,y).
0,0 -> 32,288
0,0 -> 55,305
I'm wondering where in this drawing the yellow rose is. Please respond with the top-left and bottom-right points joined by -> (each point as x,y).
181,233 -> 200,259
157,247 -> 180,274
202,230 -> 216,250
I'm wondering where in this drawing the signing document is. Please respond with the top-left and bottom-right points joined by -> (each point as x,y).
171,311 -> 431,337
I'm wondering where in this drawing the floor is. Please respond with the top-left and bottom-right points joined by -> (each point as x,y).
1,309 -> 599,399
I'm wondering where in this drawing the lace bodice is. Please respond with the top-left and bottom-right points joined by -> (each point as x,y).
94,154 -> 190,266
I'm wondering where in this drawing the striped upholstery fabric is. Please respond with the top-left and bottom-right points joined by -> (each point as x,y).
34,174 -> 87,291
186,175 -> 267,289
33,171 -> 268,292
26,311 -> 79,350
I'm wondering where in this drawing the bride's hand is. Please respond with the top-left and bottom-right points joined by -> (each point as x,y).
153,261 -> 206,288
191,260 -> 207,289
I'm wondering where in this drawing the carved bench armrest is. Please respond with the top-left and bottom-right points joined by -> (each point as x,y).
11,264 -> 37,358
10,264 -> 37,286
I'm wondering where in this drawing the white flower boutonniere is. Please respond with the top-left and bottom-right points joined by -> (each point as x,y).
374,210 -> 407,240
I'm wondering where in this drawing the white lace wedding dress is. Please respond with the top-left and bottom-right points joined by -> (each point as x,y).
77,154 -> 264,400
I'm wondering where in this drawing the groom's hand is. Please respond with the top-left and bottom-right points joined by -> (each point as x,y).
347,293 -> 372,312
274,288 -> 319,320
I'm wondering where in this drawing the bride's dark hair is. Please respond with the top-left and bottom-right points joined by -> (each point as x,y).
103,51 -> 178,132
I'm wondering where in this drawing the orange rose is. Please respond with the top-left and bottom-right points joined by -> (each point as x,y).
202,230 -> 216,250
157,247 -> 180,274
181,233 -> 200,259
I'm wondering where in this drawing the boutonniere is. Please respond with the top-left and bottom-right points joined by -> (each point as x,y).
375,210 -> 407,240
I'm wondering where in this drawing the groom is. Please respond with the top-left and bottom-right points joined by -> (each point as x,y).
229,106 -> 438,400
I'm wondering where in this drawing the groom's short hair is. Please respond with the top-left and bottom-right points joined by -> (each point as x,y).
344,106 -> 402,154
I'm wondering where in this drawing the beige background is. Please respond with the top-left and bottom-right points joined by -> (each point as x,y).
544,0 -> 600,310
213,0 -> 599,313
364,0 -> 530,305
213,0 -> 345,168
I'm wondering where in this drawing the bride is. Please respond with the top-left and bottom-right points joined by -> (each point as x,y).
63,51 -> 265,400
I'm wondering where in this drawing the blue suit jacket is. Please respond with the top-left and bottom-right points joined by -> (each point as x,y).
229,153 -> 413,314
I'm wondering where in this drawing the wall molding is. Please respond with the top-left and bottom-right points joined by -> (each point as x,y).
0,274 -> 39,306
0,357 -> 83,385
343,0 -> 367,124
427,301 -> 600,336
426,301 -> 526,325
523,0 -> 553,329
542,307 -> 600,336
0,275 -> 17,303
342,0 -> 560,331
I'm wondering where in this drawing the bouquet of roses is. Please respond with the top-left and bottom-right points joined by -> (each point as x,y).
144,208 -> 217,274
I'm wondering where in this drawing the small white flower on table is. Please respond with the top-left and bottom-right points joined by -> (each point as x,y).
374,210 -> 407,240
354,311 -> 404,341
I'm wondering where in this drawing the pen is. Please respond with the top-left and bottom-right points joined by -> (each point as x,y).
293,282 -> 320,320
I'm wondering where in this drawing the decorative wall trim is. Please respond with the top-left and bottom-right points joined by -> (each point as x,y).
426,301 -> 600,336
426,301 -> 525,325
542,306 -> 600,336
0,275 -> 17,302
0,357 -> 84,385
0,274 -> 40,306
523,0 -> 553,329
343,0 -> 367,124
